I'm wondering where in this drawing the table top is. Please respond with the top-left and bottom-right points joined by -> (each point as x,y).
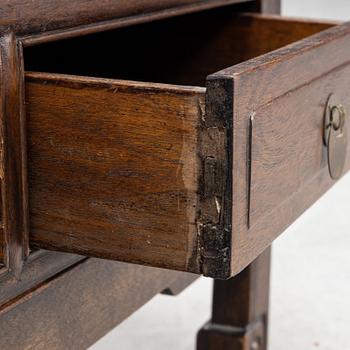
0,0 -> 251,42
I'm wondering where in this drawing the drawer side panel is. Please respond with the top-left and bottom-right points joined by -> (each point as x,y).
26,73 -> 205,273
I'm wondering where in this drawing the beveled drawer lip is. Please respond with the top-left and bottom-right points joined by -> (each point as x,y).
25,14 -> 349,279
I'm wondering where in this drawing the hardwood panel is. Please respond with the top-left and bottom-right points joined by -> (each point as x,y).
0,32 -> 29,276
207,20 -> 350,276
0,258 -> 194,350
27,73 -> 205,274
0,0 -> 252,40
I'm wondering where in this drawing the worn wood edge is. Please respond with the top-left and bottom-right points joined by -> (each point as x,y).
19,0 -> 253,46
25,71 -> 206,95
197,78 -> 233,279
0,33 -> 29,277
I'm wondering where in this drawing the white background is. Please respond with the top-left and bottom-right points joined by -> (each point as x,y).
91,1 -> 350,349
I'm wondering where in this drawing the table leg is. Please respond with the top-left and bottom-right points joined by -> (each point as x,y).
197,247 -> 271,350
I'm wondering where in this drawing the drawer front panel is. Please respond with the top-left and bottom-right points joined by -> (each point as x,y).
208,20 -> 350,276
250,65 -> 350,226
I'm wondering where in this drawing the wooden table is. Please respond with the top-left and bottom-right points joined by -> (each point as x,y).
1,0 -> 348,348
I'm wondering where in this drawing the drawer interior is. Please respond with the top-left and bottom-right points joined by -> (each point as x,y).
24,9 -> 334,87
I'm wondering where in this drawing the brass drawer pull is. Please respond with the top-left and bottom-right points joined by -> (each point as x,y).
324,94 -> 347,180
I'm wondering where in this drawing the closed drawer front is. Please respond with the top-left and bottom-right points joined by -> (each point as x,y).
25,10 -> 346,278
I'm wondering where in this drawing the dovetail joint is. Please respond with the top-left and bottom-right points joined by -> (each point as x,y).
198,125 -> 231,279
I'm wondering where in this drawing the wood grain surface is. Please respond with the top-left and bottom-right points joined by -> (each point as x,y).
208,19 -> 350,276
27,73 -> 205,274
250,65 -> 350,225
0,0 -> 252,43
0,33 -> 29,276
0,257 -> 195,350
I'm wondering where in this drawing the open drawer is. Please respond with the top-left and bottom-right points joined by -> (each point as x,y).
25,9 -> 348,278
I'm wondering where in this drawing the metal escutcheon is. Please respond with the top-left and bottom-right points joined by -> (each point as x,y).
323,94 -> 347,180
